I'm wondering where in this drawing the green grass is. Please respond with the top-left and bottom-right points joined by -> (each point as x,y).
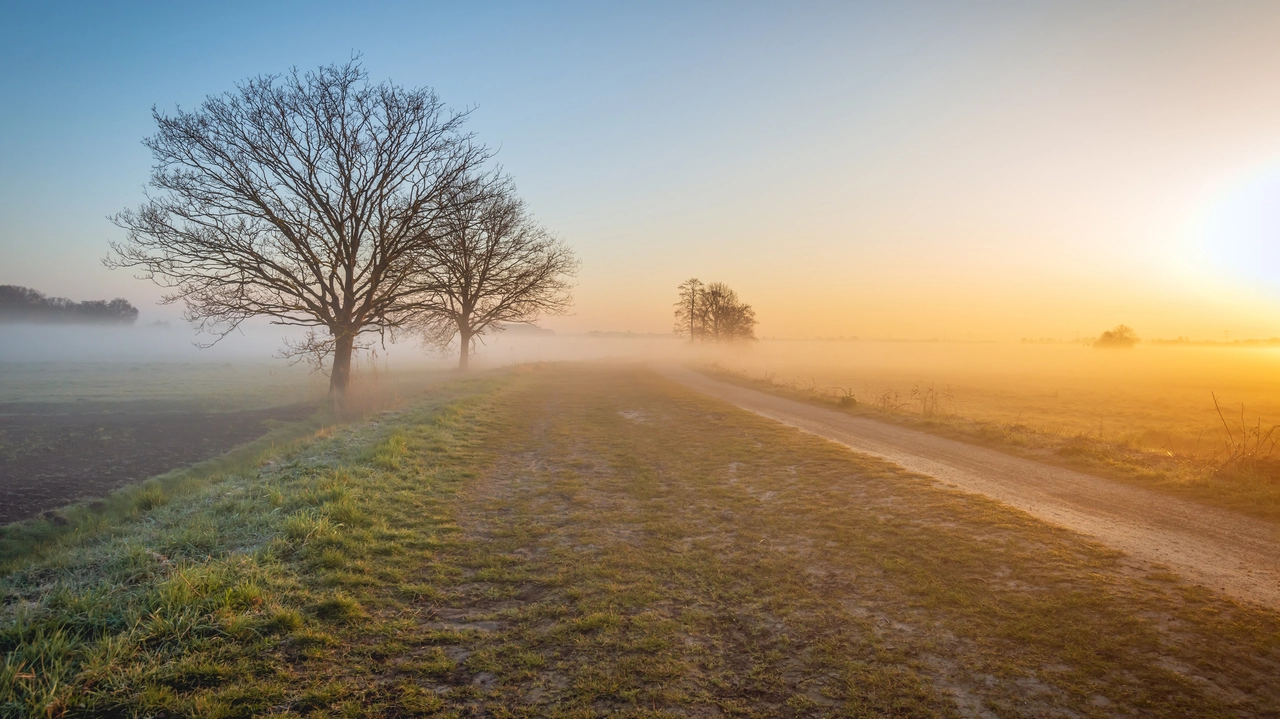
2,364 -> 1278,717
697,362 -> 1280,523
0,364 -> 455,568
0,415 -> 317,570
0,372 -> 503,717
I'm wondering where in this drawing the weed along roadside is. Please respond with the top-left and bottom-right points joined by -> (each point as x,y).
2,364 -> 1279,716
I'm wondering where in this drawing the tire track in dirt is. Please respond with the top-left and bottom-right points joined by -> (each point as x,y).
658,365 -> 1280,610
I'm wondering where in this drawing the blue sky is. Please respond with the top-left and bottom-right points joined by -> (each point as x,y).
5,2 -> 1280,339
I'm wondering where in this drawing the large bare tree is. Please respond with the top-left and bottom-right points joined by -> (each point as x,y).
107,60 -> 489,397
413,180 -> 577,369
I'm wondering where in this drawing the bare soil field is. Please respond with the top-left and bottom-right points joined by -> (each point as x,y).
0,361 -> 327,525
0,402 -> 312,524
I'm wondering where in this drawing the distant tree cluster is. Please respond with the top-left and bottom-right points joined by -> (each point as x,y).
0,285 -> 138,324
1094,324 -> 1138,348
673,278 -> 758,342
108,60 -> 577,395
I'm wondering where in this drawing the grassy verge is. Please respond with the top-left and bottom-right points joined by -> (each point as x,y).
0,408 -> 324,568
0,368 -> 450,568
0,371 -> 506,716
696,363 -> 1280,522
3,364 -> 1278,717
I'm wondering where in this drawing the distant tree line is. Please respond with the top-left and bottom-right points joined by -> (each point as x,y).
673,278 -> 758,342
107,59 -> 577,396
0,285 -> 138,324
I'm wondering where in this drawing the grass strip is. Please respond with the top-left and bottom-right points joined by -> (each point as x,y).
0,368 -> 452,569
1,373 -> 506,716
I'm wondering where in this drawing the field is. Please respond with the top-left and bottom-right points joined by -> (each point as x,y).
2,363 -> 1277,717
0,362 -> 325,411
702,341 -> 1280,518
0,363 -> 327,525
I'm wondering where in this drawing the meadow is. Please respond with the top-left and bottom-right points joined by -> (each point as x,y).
2,363 -> 1277,717
701,340 -> 1280,519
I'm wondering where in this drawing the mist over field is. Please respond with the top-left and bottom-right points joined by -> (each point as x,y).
0,322 -> 680,365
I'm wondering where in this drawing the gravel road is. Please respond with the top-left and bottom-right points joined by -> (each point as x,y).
660,365 -> 1280,609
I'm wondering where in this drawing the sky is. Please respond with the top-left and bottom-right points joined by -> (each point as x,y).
4,1 -> 1280,341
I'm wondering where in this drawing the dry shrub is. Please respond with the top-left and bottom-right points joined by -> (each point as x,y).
911,383 -> 954,418
872,388 -> 907,413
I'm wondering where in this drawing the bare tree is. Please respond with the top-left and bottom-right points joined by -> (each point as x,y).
413,179 -> 578,369
106,60 -> 489,398
701,282 -> 757,341
673,277 -> 705,340
672,279 -> 757,342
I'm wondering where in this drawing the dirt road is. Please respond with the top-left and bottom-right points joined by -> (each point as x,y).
659,365 -> 1280,609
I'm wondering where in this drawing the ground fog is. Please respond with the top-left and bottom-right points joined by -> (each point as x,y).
707,340 -> 1280,459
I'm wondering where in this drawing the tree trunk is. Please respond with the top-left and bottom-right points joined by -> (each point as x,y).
330,331 -> 355,398
457,325 -> 471,371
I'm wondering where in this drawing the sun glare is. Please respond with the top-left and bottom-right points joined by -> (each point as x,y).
1197,157 -> 1280,292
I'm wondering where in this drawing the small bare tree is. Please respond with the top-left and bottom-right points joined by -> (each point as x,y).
673,277 -> 705,340
413,180 -> 578,369
107,60 -> 489,398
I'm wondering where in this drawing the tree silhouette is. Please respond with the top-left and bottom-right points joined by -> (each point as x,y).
672,279 -> 757,342
1095,324 -> 1138,348
0,286 -> 138,324
673,278 -> 705,340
